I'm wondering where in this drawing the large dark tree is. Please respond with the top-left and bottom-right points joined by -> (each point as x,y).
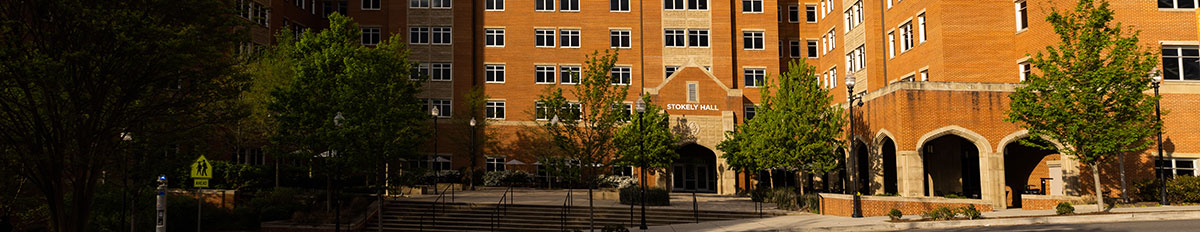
0,0 -> 248,231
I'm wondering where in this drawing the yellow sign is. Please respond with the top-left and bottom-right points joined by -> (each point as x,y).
190,155 -> 212,179
193,179 -> 209,188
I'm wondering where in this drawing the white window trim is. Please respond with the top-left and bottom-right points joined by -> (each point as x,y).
611,0 -> 631,12
559,65 -> 582,85
743,30 -> 766,50
743,67 -> 766,88
788,5 -> 800,23
431,27 -> 452,45
535,65 -> 557,84
486,100 -> 506,120
485,0 -> 505,11
485,64 -> 506,83
485,28 -> 505,47
805,4 -> 818,23
362,0 -> 381,10
741,0 -> 763,13
1015,0 -> 1029,32
560,29 -> 582,48
610,29 -> 632,49
917,12 -> 926,44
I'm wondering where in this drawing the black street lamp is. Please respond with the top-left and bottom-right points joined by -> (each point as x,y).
333,112 -> 344,232
845,76 -> 863,218
469,117 -> 477,191
1151,68 -> 1168,206
431,107 -> 440,194
635,97 -> 648,230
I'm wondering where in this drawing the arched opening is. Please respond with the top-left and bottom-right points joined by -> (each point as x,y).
1003,139 -> 1060,208
854,141 -> 870,195
921,135 -> 982,199
673,143 -> 717,193
881,137 -> 898,195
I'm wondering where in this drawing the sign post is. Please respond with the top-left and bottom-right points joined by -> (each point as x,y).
190,155 -> 211,232
156,175 -> 167,232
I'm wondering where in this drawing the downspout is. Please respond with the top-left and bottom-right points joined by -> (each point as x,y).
879,0 -> 888,88
730,0 -> 738,87
640,0 -> 645,95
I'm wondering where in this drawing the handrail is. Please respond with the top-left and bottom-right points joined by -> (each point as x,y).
692,190 -> 699,223
561,188 -> 573,231
429,184 -> 453,227
491,185 -> 514,231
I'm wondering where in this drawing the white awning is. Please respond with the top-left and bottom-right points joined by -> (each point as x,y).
505,160 -> 527,165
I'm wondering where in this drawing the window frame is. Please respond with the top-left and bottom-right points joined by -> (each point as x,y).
486,157 -> 507,172
362,0 -> 381,10
741,0 -> 763,13
1018,61 -> 1031,81
485,28 -> 505,47
431,27 -> 452,45
665,0 -> 685,10
560,0 -> 580,12
409,27 -> 430,45
611,0 -> 630,12
535,29 -> 556,48
486,100 -> 506,119
560,65 -> 581,84
918,13 -> 926,43
807,40 -> 819,58
789,40 -> 802,58
430,63 -> 452,81
535,65 -> 557,84
1162,46 -> 1200,81
361,27 -> 381,45
788,5 -> 800,23
611,66 -> 633,85
665,66 -> 680,79
432,99 -> 452,118
1016,0 -> 1028,31
744,104 -> 757,120
560,29 -> 581,48
485,64 -> 506,83
1159,0 -> 1198,9
536,0 -> 555,11
805,4 -> 817,23
486,0 -> 505,11
610,29 -> 632,48
742,30 -> 765,50
688,0 -> 708,10
744,68 -> 766,87
1157,158 -> 1199,178
688,29 -> 710,48
664,29 -> 686,47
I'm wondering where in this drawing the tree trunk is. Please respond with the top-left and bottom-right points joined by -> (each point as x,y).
1118,152 -> 1127,203
1092,164 -> 1105,212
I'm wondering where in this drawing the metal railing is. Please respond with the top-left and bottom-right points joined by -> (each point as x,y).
692,190 -> 699,223
491,185 -> 514,231
427,184 -> 454,228
560,188 -> 573,231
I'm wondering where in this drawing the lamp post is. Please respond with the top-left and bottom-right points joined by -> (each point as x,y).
1151,68 -> 1168,206
635,97 -> 648,230
845,76 -> 863,218
469,117 -> 477,190
431,107 -> 440,194
333,112 -> 344,232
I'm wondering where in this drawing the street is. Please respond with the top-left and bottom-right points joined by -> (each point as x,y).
910,219 -> 1200,232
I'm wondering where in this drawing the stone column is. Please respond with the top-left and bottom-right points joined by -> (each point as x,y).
979,152 -> 1007,208
898,151 -> 924,197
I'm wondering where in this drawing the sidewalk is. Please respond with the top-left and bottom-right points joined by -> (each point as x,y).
398,187 -> 789,214
643,205 -> 1200,231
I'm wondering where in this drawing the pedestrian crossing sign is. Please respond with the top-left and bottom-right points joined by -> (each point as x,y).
190,155 -> 212,179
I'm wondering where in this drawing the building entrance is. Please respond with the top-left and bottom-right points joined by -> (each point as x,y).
673,143 -> 717,193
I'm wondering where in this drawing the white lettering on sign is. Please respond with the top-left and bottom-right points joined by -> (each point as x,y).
666,104 -> 720,111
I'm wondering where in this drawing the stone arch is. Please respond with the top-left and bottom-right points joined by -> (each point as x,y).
916,125 -> 991,199
997,130 -> 1070,208
873,129 -> 899,195
916,125 -> 993,155
672,143 -> 718,193
996,130 -> 1066,152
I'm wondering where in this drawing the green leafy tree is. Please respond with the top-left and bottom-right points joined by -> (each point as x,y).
1006,0 -> 1160,212
718,60 -> 845,193
613,95 -> 679,189
268,13 -> 427,210
450,86 -> 495,190
0,0 -> 248,230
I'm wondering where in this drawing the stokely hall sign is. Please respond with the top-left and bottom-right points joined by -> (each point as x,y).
666,103 -> 720,111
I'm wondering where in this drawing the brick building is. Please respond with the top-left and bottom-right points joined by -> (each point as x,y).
248,0 -> 1197,210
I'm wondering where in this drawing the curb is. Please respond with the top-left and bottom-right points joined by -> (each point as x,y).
804,210 -> 1200,231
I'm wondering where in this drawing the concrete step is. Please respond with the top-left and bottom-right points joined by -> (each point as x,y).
367,199 -> 775,231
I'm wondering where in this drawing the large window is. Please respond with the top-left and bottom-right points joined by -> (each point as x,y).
918,13 -> 926,43
485,64 -> 505,83
807,40 -> 818,58
536,65 -> 556,84
409,27 -> 430,44
486,0 -> 504,10
560,0 -> 579,11
432,27 -> 452,45
844,1 -> 862,31
535,29 -> 556,47
742,0 -> 763,13
487,157 -> 507,172
611,0 -> 630,11
743,31 -> 764,50
688,0 -> 708,10
611,30 -> 631,48
744,104 -> 756,120
1157,158 -> 1198,178
1159,0 -> 1197,9
611,66 -> 632,85
788,5 -> 799,23
744,68 -> 765,87
361,27 -> 380,45
805,4 -> 817,23
1163,46 -> 1200,81
1016,0 -> 1028,30
665,0 -> 684,10
789,40 -> 801,58
485,28 -> 505,47
899,21 -> 913,51
486,101 -> 506,119
431,63 -> 452,81
560,29 -> 581,48
362,0 -> 380,10
536,0 -> 554,11
560,65 -> 581,84
688,29 -> 709,47
665,29 -> 686,47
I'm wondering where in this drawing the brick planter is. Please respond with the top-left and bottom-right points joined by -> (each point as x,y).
819,193 -> 993,217
1021,194 -> 1083,210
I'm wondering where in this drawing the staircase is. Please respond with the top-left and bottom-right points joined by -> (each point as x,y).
363,200 -> 782,231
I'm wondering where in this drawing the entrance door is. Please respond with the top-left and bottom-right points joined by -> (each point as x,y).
673,164 -> 714,192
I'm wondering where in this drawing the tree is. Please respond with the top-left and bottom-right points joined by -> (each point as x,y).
536,49 -> 628,231
718,60 -> 845,193
450,86 -> 495,190
268,13 -> 427,213
1006,0 -> 1160,212
612,95 -> 679,189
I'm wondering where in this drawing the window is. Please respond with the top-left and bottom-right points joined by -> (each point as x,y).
611,0 -> 630,11
295,0 -> 305,9
788,5 -> 799,23
362,0 -> 380,9
486,157 -> 506,172
899,21 -> 913,51
535,29 -> 556,47
844,1 -> 862,31
846,46 -> 864,73
1159,0 -> 1197,9
886,0 -> 892,8
235,147 -> 265,166
560,29 -> 580,48
789,40 -> 802,58
414,63 -> 430,79
560,0 -> 579,11
431,63 -> 452,81
410,27 -> 430,44
807,40 -> 818,58
485,28 -> 505,47
432,27 -> 452,45
665,0 -> 684,10
410,0 -> 429,8
665,29 -> 686,47
688,0 -> 708,10
535,101 -> 550,120
425,154 -> 451,172
1157,159 -> 1198,178
611,66 -> 632,85
560,65 -> 581,84
565,102 -> 582,120
806,5 -> 817,23
888,32 -> 895,58
829,67 -> 838,88
920,69 -> 929,81
611,30 -> 631,48
688,29 -> 709,47
687,83 -> 699,102
825,29 -> 836,51
665,66 -> 680,78
485,64 -> 505,83
741,0 -> 763,13
744,104 -> 756,120
743,31 -> 764,50
432,0 -> 451,9
536,65 -> 556,84
253,3 -> 269,27
612,165 -> 634,176
432,99 -> 451,117
486,0 -> 505,10
1019,62 -> 1031,81
361,27 -> 380,45
486,101 -> 506,119
744,68 -> 765,87
1163,46 -> 1200,81
918,13 -> 926,43
536,0 -> 554,11
1016,0 -> 1028,30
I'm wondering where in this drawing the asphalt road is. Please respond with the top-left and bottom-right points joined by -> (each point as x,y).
908,219 -> 1200,232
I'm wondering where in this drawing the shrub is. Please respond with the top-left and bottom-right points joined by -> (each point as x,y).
598,175 -> 638,189
1167,176 -> 1200,203
749,188 -> 769,202
887,208 -> 903,221
959,205 -> 981,220
769,188 -> 799,210
1055,202 -> 1075,215
483,170 -> 531,186
619,187 -> 670,206
922,207 -> 956,220
602,224 -> 630,232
